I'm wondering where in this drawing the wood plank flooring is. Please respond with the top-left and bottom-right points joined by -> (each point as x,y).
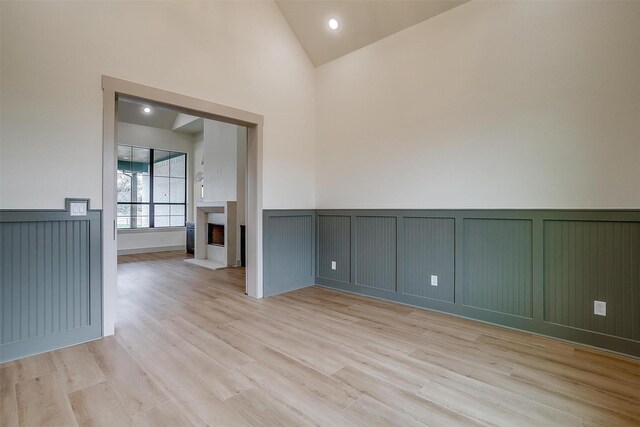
2,250 -> 639,426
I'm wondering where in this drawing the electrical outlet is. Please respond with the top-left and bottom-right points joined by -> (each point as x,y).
430,275 -> 438,287
594,300 -> 606,316
331,261 -> 337,270
69,201 -> 87,216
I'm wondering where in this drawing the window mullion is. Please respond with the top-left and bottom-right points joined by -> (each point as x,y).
150,149 -> 155,228
131,172 -> 138,228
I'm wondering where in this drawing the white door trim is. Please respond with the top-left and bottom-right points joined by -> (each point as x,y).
101,76 -> 264,336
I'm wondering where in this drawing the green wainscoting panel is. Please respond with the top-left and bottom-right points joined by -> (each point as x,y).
401,217 -> 455,302
0,203 -> 102,363
463,218 -> 533,318
263,210 -> 315,297
314,209 -> 640,357
355,216 -> 397,292
317,215 -> 351,283
544,220 -> 640,341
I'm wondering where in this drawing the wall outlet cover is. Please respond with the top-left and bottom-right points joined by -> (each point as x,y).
331,261 -> 337,270
430,275 -> 438,286
594,300 -> 606,316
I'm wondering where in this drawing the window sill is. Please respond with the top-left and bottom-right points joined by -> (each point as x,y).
117,226 -> 186,234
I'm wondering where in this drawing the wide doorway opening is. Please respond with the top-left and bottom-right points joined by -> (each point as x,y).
102,76 -> 263,336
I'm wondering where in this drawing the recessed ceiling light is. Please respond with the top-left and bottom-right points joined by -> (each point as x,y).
328,18 -> 339,31
143,107 -> 152,114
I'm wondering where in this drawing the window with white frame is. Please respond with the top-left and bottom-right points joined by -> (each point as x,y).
117,145 -> 187,229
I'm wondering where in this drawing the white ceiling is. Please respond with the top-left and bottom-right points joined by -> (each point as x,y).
117,99 -> 178,130
275,0 -> 469,66
117,99 -> 203,134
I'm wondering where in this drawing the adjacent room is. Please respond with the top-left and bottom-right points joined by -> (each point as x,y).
1,0 -> 639,426
115,98 -> 248,277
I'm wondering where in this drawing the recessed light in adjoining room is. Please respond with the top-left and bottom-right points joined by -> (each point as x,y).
143,107 -> 152,114
328,18 -> 339,31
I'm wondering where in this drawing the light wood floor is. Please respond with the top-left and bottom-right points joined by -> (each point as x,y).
1,251 -> 639,426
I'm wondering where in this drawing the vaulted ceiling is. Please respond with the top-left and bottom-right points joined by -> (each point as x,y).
275,0 -> 469,66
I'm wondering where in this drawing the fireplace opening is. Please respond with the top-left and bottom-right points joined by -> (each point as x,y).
208,223 -> 225,246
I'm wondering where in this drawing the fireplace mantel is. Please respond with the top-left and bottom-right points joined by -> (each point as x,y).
196,200 -> 228,212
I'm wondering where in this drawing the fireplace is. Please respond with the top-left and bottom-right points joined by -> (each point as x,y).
208,223 -> 224,246
193,201 -> 236,267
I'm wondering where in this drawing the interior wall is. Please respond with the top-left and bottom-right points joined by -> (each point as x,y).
202,120 -> 239,202
117,230 -> 185,254
315,0 -> 640,209
192,131 -> 204,204
199,121 -> 247,265
0,0 -> 316,210
237,126 -> 248,264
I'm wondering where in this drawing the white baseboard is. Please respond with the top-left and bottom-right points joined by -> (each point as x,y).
117,245 -> 185,255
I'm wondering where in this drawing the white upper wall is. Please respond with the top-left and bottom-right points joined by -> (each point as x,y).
315,0 -> 640,209
0,0 -> 315,210
3,1 -> 639,212
202,119 -> 239,203
117,122 -> 194,151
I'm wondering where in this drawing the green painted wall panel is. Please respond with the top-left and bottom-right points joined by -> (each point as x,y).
263,211 -> 315,297
544,220 -> 640,341
1,220 -> 92,345
0,205 -> 102,363
355,216 -> 397,291
463,219 -> 533,318
314,209 -> 640,357
401,217 -> 455,302
317,215 -> 351,283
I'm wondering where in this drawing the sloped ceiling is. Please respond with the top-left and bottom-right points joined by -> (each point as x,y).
275,0 -> 469,66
